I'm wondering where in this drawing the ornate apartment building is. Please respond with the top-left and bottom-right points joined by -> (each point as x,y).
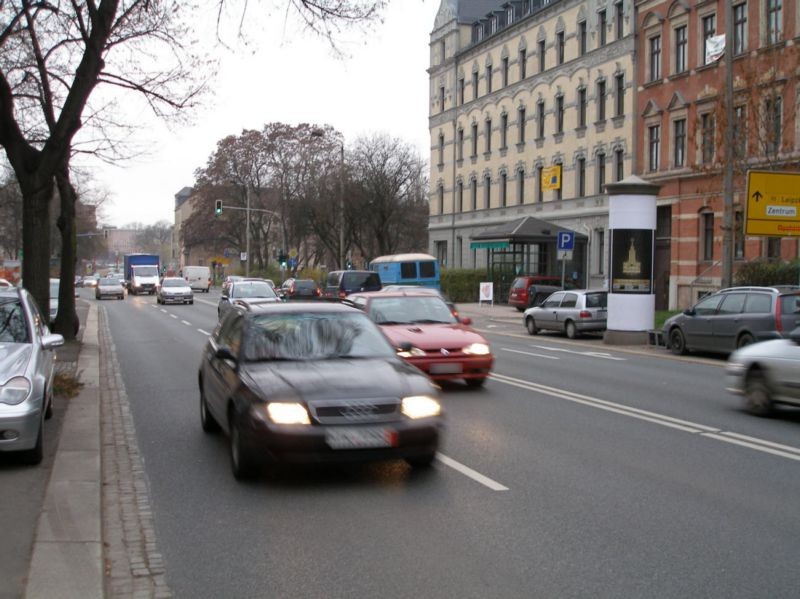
428,0 -> 634,293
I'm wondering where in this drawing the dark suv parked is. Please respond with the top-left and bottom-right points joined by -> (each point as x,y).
323,270 -> 381,299
664,286 -> 800,356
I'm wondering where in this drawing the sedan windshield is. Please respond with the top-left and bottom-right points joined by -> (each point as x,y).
368,296 -> 456,325
232,282 -> 277,299
243,312 -> 395,361
0,298 -> 29,343
162,279 -> 187,288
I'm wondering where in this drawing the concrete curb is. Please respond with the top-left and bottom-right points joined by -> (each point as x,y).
25,303 -> 102,599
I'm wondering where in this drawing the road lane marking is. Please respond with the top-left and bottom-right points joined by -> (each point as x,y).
160,309 -> 167,313
502,348 -> 559,360
181,320 -> 191,326
197,329 -> 211,336
532,345 -> 626,361
170,314 -> 177,319
436,453 -> 508,491
489,372 -> 800,463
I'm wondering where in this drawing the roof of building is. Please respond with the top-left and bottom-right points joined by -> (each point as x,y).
470,216 -> 586,244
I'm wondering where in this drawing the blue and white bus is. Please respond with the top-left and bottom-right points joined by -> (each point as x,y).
369,253 -> 441,289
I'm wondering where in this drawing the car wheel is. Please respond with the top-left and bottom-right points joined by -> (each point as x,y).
229,414 -> 257,480
565,321 -> 579,339
465,377 -> 486,389
19,419 -> 44,465
190,300 -> 194,305
406,452 -> 436,468
737,333 -> 755,349
199,383 -> 220,433
669,328 -> 687,355
515,306 -> 524,312
744,371 -> 774,417
525,317 -> 539,335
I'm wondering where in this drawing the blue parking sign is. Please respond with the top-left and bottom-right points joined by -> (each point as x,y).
557,231 -> 575,251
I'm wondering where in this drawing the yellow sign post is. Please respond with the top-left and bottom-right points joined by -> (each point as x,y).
541,165 -> 562,191
745,170 -> 800,236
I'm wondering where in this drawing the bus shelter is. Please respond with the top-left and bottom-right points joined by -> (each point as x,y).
469,216 -> 587,302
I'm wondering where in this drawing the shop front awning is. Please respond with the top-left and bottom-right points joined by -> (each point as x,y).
469,216 -> 587,247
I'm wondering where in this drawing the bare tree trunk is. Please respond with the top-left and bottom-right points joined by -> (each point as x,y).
20,175 -> 54,319
54,164 -> 79,339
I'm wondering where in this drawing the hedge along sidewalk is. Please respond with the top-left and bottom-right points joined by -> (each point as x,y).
25,302 -> 103,599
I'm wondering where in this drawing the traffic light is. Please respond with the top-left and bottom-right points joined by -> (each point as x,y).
278,250 -> 287,269
214,200 -> 223,215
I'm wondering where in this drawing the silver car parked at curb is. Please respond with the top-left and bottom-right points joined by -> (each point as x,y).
523,289 -> 608,339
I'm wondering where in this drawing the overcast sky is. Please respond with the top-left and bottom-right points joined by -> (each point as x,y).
90,0 -> 439,228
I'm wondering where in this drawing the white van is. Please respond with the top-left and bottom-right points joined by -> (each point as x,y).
183,265 -> 211,292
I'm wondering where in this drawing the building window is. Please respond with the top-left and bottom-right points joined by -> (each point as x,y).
457,128 -> 464,161
767,237 -> 781,259
615,148 -> 624,181
555,163 -> 563,200
648,125 -> 660,171
501,113 -> 508,149
615,2 -> 624,39
472,71 -> 478,100
518,106 -> 526,144
675,25 -> 687,73
579,21 -> 587,55
486,65 -> 493,94
597,80 -> 606,121
615,74 -> 624,117
767,0 -> 782,45
598,9 -> 607,46
673,119 -> 686,168
484,175 -> 491,208
500,172 -> 507,207
537,100 -> 545,138
485,119 -> 492,153
577,87 -> 587,128
471,123 -> 478,157
538,39 -> 546,71
502,57 -> 509,87
438,185 -> 444,214
458,78 -> 465,105
556,95 -> 564,134
734,210 -> 745,259
733,105 -> 747,159
649,35 -> 661,81
702,14 -> 716,65
435,240 -> 447,267
596,228 -> 605,274
701,113 -> 715,164
457,181 -> 463,213
766,94 -> 782,156
519,48 -> 527,80
557,31 -> 565,64
536,165 -> 543,203
701,211 -> 714,261
506,6 -> 513,25
438,133 -> 444,166
577,157 -> 586,197
439,86 -> 445,112
733,4 -> 747,55
517,169 -> 525,204
440,40 -> 446,64
596,152 -> 606,194
471,178 -> 477,210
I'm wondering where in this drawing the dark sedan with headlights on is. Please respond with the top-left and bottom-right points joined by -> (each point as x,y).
198,301 -> 444,480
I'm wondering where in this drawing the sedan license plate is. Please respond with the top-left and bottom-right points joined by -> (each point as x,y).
326,427 -> 393,450
429,362 -> 463,374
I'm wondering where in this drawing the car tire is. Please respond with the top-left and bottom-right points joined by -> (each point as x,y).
44,389 -> 53,420
744,371 -> 774,417
199,383 -> 220,433
19,419 -> 44,465
190,300 -> 194,305
465,377 -> 486,389
515,306 -> 524,312
406,452 -> 436,468
565,321 -> 579,339
669,328 -> 687,355
525,317 -> 539,335
737,333 -> 755,350
229,413 -> 257,480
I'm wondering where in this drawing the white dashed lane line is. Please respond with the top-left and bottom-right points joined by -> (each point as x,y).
181,320 -> 192,326
198,329 -> 211,336
436,454 -> 509,491
502,348 -> 559,360
170,314 -> 177,319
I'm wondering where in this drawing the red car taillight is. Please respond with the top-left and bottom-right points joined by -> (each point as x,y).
314,288 -> 321,296
579,310 -> 592,319
776,297 -> 783,333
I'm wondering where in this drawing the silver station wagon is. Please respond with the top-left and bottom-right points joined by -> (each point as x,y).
523,290 -> 608,339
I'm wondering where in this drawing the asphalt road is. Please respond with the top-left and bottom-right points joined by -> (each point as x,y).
101,289 -> 800,598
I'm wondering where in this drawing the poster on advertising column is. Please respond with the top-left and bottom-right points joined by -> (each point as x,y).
610,229 -> 653,294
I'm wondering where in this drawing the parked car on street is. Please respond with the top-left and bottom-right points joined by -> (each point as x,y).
726,328 -> 800,416
0,286 -> 64,464
508,275 -> 577,311
279,278 -> 321,300
347,291 -> 493,388
218,279 -> 279,319
157,277 -> 194,305
664,286 -> 800,356
95,276 -> 125,300
523,289 -> 608,338
323,270 -> 381,299
198,301 -> 443,479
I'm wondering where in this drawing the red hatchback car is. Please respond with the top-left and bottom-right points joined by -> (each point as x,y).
347,291 -> 494,388
508,275 -> 576,311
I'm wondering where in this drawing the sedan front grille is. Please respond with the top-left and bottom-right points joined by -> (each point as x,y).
308,399 -> 400,424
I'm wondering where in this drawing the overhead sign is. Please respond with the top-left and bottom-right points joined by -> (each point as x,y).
746,170 -> 800,236
557,231 -> 575,251
541,165 -> 562,191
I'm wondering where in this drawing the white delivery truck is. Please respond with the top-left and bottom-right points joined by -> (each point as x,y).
183,265 -> 212,292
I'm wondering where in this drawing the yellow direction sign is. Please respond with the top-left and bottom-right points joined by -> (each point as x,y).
745,170 -> 800,236
541,165 -> 562,191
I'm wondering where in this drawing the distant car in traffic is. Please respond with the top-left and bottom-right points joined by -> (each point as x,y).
183,265 -> 212,293
218,279 -> 279,319
157,277 -> 194,305
664,286 -> 800,356
726,328 -> 800,416
82,276 -> 98,288
95,276 -> 125,300
323,270 -> 381,299
279,278 -> 321,300
198,301 -> 444,479
0,286 -> 64,464
347,291 -> 493,388
523,289 -> 608,338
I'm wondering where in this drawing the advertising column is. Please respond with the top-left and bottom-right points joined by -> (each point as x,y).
604,176 -> 661,345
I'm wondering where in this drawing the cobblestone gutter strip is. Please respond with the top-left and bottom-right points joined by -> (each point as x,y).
98,306 -> 173,599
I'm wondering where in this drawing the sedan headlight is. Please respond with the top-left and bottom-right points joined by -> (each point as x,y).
397,346 -> 426,358
266,402 -> 310,425
463,342 -> 491,355
0,376 -> 32,405
401,395 -> 441,419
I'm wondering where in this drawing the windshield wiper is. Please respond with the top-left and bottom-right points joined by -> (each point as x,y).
410,319 -> 449,324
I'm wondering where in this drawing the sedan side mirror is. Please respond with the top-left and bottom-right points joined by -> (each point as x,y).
683,308 -> 696,316
42,333 -> 64,350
